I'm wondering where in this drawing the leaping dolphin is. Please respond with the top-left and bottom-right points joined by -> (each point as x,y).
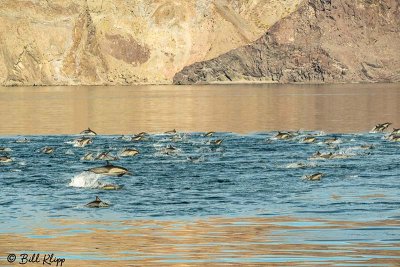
164,129 -> 177,134
73,137 -> 93,147
391,128 -> 400,134
88,162 -> 131,177
131,135 -> 145,141
371,122 -> 392,133
136,132 -> 148,137
85,196 -> 109,208
211,139 -> 223,145
80,128 -> 97,136
204,132 -> 215,137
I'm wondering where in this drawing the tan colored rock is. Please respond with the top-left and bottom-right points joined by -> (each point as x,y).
174,0 -> 400,84
0,0 -> 301,86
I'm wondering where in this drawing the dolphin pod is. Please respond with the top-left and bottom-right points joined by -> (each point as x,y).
15,124 -> 392,207
371,122 -> 392,133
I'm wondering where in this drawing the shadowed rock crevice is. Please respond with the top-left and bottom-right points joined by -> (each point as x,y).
173,0 -> 400,84
62,5 -> 108,84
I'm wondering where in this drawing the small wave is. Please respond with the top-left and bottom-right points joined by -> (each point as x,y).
69,172 -> 106,188
65,149 -> 75,155
285,162 -> 316,169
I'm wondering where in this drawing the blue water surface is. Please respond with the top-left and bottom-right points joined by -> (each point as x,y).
0,131 -> 399,231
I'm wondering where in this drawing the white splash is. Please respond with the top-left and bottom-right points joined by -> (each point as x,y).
69,172 -> 105,188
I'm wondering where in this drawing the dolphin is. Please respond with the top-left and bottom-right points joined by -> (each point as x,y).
95,152 -> 118,161
74,137 -> 93,147
80,128 -> 97,136
41,147 -> 54,154
275,132 -> 294,140
100,184 -> 123,190
88,162 -> 131,177
81,152 -> 95,161
120,148 -> 140,157
312,151 -> 333,160
136,132 -> 148,137
387,134 -> 400,142
165,145 -> 177,153
302,136 -> 316,143
0,156 -> 13,163
164,129 -> 177,134
392,136 -> 400,142
15,137 -> 30,143
131,135 -> 145,141
187,156 -> 204,163
371,122 -> 392,133
391,128 -> 400,134
204,132 -> 215,137
85,196 -> 109,208
305,172 -> 323,181
211,139 -> 223,145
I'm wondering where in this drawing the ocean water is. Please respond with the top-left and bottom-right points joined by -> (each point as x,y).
1,131 -> 399,266
1,84 -> 400,266
1,131 -> 399,224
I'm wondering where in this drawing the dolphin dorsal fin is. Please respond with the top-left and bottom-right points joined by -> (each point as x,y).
95,196 -> 100,201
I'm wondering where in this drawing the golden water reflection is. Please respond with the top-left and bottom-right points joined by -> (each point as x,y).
0,83 -> 399,135
0,217 -> 399,266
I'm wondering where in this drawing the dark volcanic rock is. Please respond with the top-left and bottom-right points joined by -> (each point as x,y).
173,0 -> 400,84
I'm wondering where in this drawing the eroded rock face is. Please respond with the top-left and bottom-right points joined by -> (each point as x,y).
173,0 -> 400,84
0,0 -> 301,85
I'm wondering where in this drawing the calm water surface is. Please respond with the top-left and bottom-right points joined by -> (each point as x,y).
0,83 -> 399,134
0,84 -> 399,266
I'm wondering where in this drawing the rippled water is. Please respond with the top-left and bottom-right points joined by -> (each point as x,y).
1,84 -> 400,266
1,130 -> 399,265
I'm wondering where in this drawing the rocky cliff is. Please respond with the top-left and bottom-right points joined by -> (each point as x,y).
0,0 -> 301,86
174,0 -> 400,84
